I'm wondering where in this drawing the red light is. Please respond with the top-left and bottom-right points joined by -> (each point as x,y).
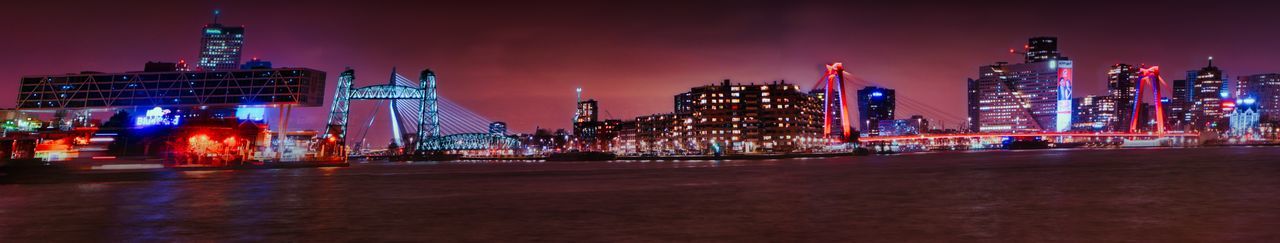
328,137 -> 337,142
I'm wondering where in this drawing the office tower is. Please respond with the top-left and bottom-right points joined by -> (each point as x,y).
1190,57 -> 1226,130
1237,73 -> 1280,121
1024,37 -> 1063,63
969,37 -> 1073,132
197,10 -> 245,71
1107,64 -> 1139,131
856,86 -> 896,136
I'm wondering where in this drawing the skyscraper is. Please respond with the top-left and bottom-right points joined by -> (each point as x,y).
197,10 -> 245,71
1107,64 -> 1139,131
856,86 -> 895,136
1169,78 -> 1191,130
969,37 -> 1073,132
1024,37 -> 1063,63
1190,57 -> 1226,131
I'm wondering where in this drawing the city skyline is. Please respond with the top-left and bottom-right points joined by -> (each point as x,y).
6,1 -> 1280,142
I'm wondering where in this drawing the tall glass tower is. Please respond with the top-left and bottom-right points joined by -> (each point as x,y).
197,10 -> 244,71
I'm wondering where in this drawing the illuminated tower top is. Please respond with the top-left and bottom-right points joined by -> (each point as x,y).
1025,37 -> 1064,63
197,10 -> 244,71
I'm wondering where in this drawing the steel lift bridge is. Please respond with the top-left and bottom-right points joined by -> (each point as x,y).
318,68 -> 518,160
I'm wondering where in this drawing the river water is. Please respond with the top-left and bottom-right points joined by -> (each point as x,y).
2,147 -> 1279,242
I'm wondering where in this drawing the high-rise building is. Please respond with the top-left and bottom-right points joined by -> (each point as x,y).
1190,57 -> 1226,130
197,10 -> 245,71
575,99 -> 598,124
1024,37 -> 1063,63
1107,64 -> 1139,131
1237,73 -> 1280,121
856,86 -> 895,136
573,99 -> 601,145
969,37 -> 1073,132
1169,78 -> 1192,130
1071,95 -> 1117,131
966,78 -> 981,132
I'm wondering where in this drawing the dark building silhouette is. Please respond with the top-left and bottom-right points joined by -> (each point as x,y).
857,86 -> 895,136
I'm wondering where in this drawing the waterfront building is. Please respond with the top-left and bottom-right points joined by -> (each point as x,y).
1190,57 -> 1227,131
968,37 -> 1073,133
1237,73 -> 1280,121
875,115 -> 927,136
17,66 -> 326,110
1071,95 -> 1116,131
1107,64 -> 1139,131
856,86 -> 895,136
197,10 -> 245,71
626,80 -> 825,154
1229,98 -> 1261,139
1169,78 -> 1192,130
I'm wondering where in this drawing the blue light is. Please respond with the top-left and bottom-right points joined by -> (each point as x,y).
871,92 -> 884,97
236,107 -> 266,121
1242,98 -> 1257,105
1220,91 -> 1230,98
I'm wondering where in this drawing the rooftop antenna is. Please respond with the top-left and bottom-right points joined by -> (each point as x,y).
1208,56 -> 1214,67
212,9 -> 221,24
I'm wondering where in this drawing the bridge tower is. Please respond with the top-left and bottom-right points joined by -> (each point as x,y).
387,68 -> 404,147
813,63 -> 854,141
1129,65 -> 1167,133
417,69 -> 442,151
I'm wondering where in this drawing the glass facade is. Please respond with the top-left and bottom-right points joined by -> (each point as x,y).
17,68 -> 326,109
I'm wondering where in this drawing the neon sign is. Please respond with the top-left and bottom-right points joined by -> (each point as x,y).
136,107 -> 181,127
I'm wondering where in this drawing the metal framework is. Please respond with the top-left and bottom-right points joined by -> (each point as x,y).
436,133 -> 521,150
1130,65 -> 1167,133
812,63 -> 853,141
324,68 -> 442,155
17,68 -> 325,109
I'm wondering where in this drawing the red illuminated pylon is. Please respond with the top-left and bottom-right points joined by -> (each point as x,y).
813,63 -> 853,141
1130,65 -> 1166,134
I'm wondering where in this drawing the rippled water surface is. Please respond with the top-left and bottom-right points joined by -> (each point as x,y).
3,147 -> 1280,242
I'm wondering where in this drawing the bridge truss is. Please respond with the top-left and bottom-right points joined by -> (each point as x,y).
319,68 -> 520,159
322,68 -> 441,157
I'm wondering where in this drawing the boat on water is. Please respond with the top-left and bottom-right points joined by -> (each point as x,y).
545,151 -> 617,162
1004,140 -> 1050,150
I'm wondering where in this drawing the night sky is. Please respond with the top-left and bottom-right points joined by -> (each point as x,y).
4,1 -> 1280,144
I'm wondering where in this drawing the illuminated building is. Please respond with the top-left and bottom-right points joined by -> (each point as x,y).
18,65 -> 325,110
240,58 -> 272,70
856,86 -> 895,136
1190,57 -> 1227,131
1229,98 -> 1261,139
1168,78 -> 1192,130
573,99 -> 601,149
1024,37 -> 1063,63
966,78 -> 980,132
1071,95 -> 1116,131
198,10 -> 244,71
489,122 -> 508,135
1107,64 -> 1139,131
1237,73 -> 1280,122
631,80 -> 824,154
875,115 -> 927,136
970,37 -> 1073,133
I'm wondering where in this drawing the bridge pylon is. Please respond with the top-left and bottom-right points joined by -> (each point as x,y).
812,63 -> 854,142
1129,65 -> 1167,134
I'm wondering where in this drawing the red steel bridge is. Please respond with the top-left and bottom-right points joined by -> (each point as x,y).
819,62 -> 1198,152
860,132 -> 1200,152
